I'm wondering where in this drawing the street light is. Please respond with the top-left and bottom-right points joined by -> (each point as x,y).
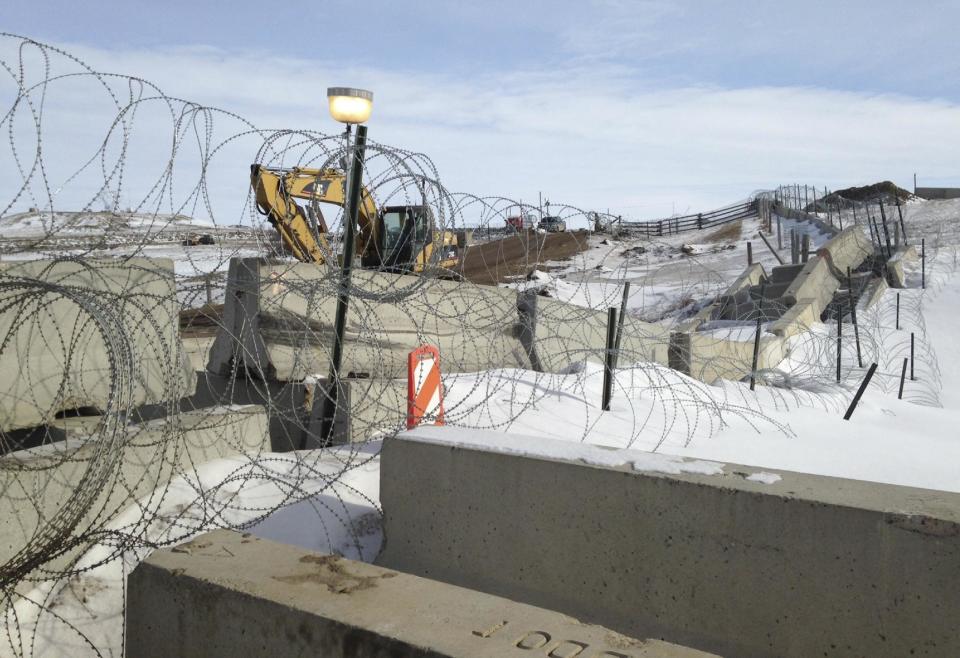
311,87 -> 373,448
327,87 -> 373,125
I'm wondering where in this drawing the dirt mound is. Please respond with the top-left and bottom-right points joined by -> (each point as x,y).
458,230 -> 589,286
819,181 -> 913,207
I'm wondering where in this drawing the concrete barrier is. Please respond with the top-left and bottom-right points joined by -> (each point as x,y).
0,258 -> 195,431
815,226 -> 875,277
668,330 -> 786,384
207,259 -> 529,382
0,406 -> 269,584
768,298 -> 817,337
126,529 -> 715,658
379,427 -> 960,658
521,294 -> 671,373
887,246 -> 919,288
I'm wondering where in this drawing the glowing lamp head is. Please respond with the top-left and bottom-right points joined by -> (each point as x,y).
327,87 -> 373,125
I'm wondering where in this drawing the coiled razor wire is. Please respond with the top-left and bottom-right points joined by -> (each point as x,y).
0,33 -> 958,657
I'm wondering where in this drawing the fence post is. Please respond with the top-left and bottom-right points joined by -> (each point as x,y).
879,200 -> 893,257
898,358 -> 908,400
602,307 -> 617,411
922,238 -> 926,289
836,312 -> 842,383
613,282 -> 631,370
777,215 -> 782,249
896,292 -> 900,330
896,196 -> 908,246
847,267 -> 863,368
750,286 -> 765,391
801,234 -> 810,263
747,241 -> 753,265
843,363 -> 878,420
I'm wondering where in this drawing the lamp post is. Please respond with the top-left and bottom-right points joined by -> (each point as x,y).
313,87 -> 373,447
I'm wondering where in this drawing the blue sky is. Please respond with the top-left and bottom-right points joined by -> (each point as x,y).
3,1 -> 959,220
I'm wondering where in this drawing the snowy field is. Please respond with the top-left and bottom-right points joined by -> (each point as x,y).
7,196 -> 960,657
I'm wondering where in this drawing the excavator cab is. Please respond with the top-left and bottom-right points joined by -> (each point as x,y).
367,205 -> 434,272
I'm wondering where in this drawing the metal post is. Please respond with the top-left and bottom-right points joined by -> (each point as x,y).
316,124 -> 368,446
843,363 -> 878,420
898,358 -> 908,399
896,292 -> 900,330
758,230 -> 784,265
879,200 -> 893,257
777,215 -> 782,249
801,234 -> 810,263
747,241 -> 753,265
750,285 -> 765,391
847,267 -> 863,368
921,238 -> 926,289
896,196 -> 908,246
602,307 -> 617,411
836,312 -> 842,383
837,202 -> 843,230
613,282 -> 631,370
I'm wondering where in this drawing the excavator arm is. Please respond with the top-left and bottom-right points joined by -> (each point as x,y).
251,165 -> 378,264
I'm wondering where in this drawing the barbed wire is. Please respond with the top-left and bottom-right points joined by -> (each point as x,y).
0,33 -> 956,657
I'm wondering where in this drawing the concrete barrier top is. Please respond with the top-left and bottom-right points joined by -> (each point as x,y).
395,425 -> 960,520
127,529 -> 716,658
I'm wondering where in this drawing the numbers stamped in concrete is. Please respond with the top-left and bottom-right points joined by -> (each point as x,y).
471,620 -> 633,657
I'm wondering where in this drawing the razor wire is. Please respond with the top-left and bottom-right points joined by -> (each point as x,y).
0,33 -> 958,658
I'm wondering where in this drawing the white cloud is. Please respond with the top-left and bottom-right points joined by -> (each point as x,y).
2,36 -> 959,225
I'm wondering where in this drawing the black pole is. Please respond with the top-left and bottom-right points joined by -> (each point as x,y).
750,285 -> 765,391
921,237 -> 926,289
879,200 -> 893,257
602,307 -> 617,411
836,312 -> 842,383
843,363 -> 878,420
910,332 -> 915,381
837,202 -> 843,230
896,292 -> 900,330
896,196 -> 908,246
613,282 -> 631,370
758,230 -> 784,265
747,241 -> 753,265
898,358 -> 908,400
777,215 -> 782,249
847,267 -> 862,368
315,124 -> 368,446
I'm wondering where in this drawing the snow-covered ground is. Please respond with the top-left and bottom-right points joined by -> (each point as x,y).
505,213 -> 833,323
9,197 -> 960,658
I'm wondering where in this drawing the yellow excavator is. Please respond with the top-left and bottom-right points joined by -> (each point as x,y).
251,165 -> 460,273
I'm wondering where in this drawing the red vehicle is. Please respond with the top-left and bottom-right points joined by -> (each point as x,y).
506,211 -> 537,232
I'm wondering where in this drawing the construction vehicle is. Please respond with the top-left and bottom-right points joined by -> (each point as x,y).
182,233 -> 215,246
251,165 -> 459,273
506,211 -> 537,232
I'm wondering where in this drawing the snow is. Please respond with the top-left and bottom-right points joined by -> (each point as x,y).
10,196 -> 960,657
406,424 -> 727,476
4,445 -> 381,657
746,472 -> 783,485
